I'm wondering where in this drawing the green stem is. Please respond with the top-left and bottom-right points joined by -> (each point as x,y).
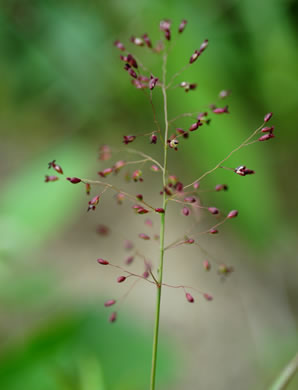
150,52 -> 169,390
269,353 -> 298,390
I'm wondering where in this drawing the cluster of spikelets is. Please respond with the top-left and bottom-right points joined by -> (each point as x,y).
45,18 -> 276,323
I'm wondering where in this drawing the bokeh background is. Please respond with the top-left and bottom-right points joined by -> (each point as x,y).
0,0 -> 297,389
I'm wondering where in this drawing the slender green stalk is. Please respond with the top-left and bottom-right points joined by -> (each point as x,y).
269,353 -> 298,390
150,52 -> 169,390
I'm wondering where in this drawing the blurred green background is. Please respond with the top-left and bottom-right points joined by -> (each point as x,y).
0,0 -> 297,389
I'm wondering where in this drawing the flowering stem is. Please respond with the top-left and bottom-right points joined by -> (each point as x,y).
150,52 -> 169,390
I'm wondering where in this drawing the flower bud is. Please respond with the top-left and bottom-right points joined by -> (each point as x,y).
193,181 -> 200,189
178,19 -> 187,33
203,260 -> 211,271
143,271 -> 150,279
136,194 -> 143,201
45,175 -> 58,182
185,292 -> 194,303
155,208 -> 165,214
264,112 -> 273,122
97,258 -> 109,265
227,210 -> 238,218
209,228 -> 218,234
114,40 -> 125,51
136,207 -> 149,214
208,207 -> 219,215
109,312 -> 117,323
185,238 -> 195,244
189,121 -> 200,131
258,133 -> 275,142
117,276 -> 126,283
66,177 -> 81,184
104,299 -> 116,307
234,166 -> 255,176
97,225 -> 110,236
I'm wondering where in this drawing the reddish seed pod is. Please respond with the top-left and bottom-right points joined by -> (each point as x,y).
125,256 -> 134,265
123,135 -> 136,144
132,169 -> 142,182
109,312 -> 117,323
66,177 -> 81,184
213,106 -> 229,114
209,228 -> 218,234
182,207 -> 190,216
130,36 -> 144,46
261,126 -> 274,133
151,164 -> 160,172
145,218 -> 153,227
184,196 -> 196,203
98,167 -> 113,177
53,164 -> 63,174
117,276 -> 126,283
128,68 -> 137,79
97,225 -> 110,236
136,194 -> 143,201
114,40 -> 125,51
193,181 -> 200,190
45,175 -> 58,182
234,166 -> 255,176
104,299 -> 116,307
113,160 -> 126,173
185,238 -> 195,244
97,258 -> 109,265
139,233 -> 150,240
126,54 -> 138,68
143,271 -> 150,279
189,50 -> 200,64
215,184 -> 228,191
259,133 -> 275,142
219,90 -> 231,99
149,75 -> 159,90
155,208 -> 165,214
85,183 -> 91,195
185,293 -> 194,303
203,293 -> 213,301
150,134 -> 157,144
208,207 -> 219,215
199,39 -> 208,52
264,112 -> 273,122
142,33 -> 152,48
178,19 -> 187,33
189,122 -> 199,132
227,210 -> 238,218
137,208 -> 149,214
203,260 -> 211,271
